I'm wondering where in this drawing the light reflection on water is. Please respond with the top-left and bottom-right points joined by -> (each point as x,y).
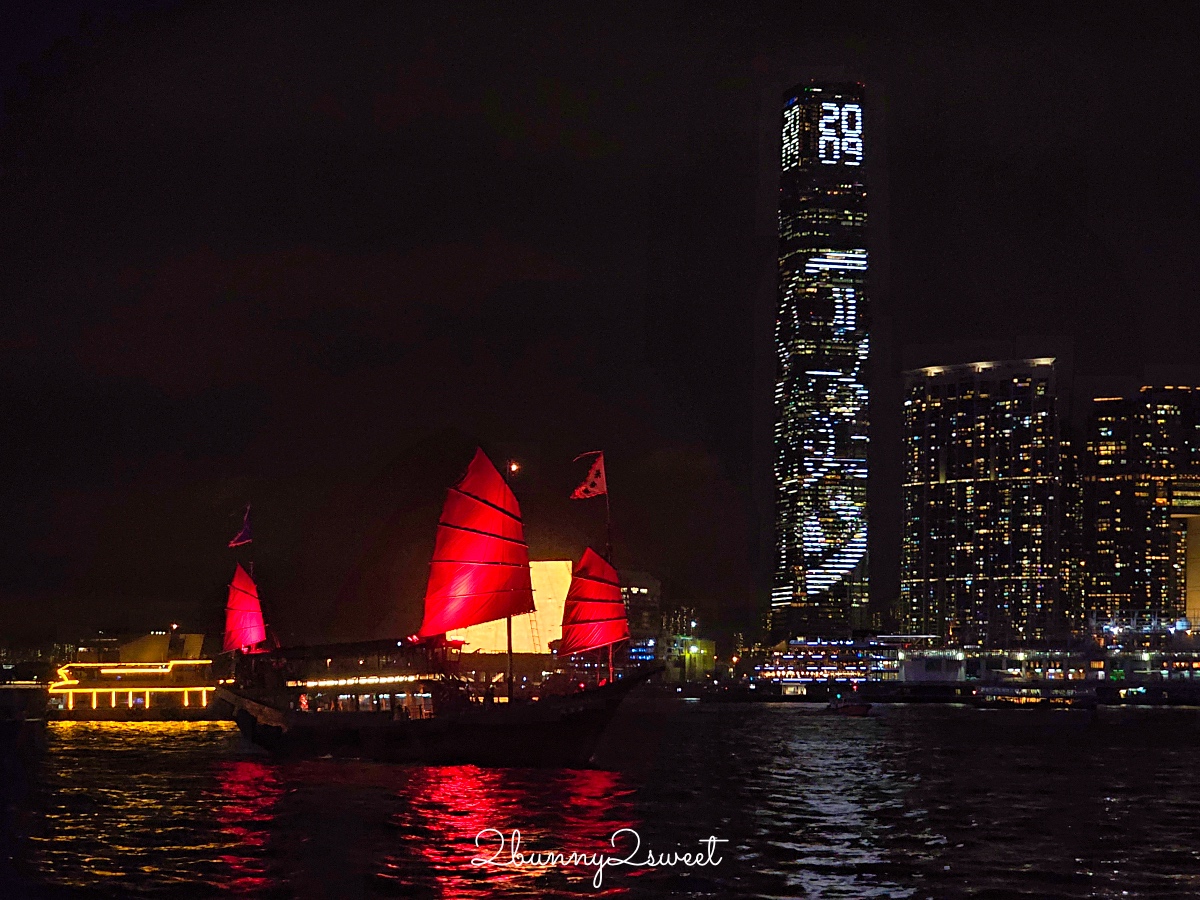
214,759 -> 284,894
376,766 -> 641,898
9,703 -> 1200,897
25,721 -> 266,896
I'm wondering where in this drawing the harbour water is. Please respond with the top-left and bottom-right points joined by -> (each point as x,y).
6,698 -> 1200,898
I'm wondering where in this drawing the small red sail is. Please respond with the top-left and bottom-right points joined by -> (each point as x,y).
224,563 -> 267,653
559,548 -> 629,656
417,448 -> 536,637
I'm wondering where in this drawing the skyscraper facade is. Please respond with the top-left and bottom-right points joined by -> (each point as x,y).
901,359 -> 1070,646
618,569 -> 662,641
1081,386 -> 1200,628
771,82 -> 870,640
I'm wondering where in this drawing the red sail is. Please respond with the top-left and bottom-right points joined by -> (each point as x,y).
224,563 -> 267,653
559,547 -> 629,656
417,448 -> 536,637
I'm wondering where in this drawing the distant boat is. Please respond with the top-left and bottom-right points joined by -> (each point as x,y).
217,447 -> 652,766
973,682 -> 1097,709
823,697 -> 872,716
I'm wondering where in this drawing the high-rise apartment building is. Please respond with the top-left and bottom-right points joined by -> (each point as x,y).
901,359 -> 1070,645
618,570 -> 662,641
1080,386 -> 1200,628
772,82 -> 870,640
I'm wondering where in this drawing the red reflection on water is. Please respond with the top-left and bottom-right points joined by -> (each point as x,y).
214,759 -> 283,893
378,766 -> 639,899
553,769 -> 649,893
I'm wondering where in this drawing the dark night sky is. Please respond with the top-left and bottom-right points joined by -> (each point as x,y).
2,2 -> 1199,645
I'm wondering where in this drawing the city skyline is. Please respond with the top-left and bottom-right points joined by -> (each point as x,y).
894,359 -> 1200,647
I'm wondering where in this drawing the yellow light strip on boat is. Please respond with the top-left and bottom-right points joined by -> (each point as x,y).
287,673 -> 437,689
49,659 -> 212,693
56,687 -> 210,706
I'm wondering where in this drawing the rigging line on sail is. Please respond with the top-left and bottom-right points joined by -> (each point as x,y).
571,575 -> 620,588
438,523 -> 528,544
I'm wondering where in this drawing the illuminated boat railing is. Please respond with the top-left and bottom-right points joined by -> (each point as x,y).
285,673 -> 442,689
48,659 -> 216,711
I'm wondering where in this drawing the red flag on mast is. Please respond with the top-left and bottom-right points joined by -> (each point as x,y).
571,452 -> 606,499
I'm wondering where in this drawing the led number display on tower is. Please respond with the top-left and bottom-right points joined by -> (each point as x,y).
782,96 -> 865,170
817,102 -> 863,165
772,83 -> 870,640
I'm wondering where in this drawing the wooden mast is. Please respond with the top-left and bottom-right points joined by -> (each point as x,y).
567,453 -> 623,686
505,458 -> 517,702
604,481 -> 613,683
507,615 -> 514,701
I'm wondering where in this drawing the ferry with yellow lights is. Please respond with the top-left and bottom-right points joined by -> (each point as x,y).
48,631 -> 218,721
973,682 -> 1097,710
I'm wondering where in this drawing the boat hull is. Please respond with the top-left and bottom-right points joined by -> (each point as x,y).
218,675 -> 646,767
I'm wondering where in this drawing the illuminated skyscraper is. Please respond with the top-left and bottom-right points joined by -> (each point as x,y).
1081,386 -> 1200,628
771,82 -> 869,640
901,359 -> 1069,646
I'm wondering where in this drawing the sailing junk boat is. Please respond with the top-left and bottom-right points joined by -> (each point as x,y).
217,447 -> 651,766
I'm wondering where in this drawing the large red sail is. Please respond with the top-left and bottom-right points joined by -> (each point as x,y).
224,563 -> 267,653
559,548 -> 629,656
417,448 -> 536,637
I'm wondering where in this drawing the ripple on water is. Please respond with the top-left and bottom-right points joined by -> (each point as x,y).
9,705 -> 1200,898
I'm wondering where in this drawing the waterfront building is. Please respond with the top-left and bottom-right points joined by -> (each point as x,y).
452,563 -> 669,655
901,358 -> 1070,645
755,639 -> 899,695
663,604 -> 698,638
448,560 -> 571,654
772,81 -> 870,641
1059,436 -> 1086,630
880,642 -> 1200,690
1080,386 -> 1200,627
626,637 -> 658,667
618,570 -> 662,641
659,635 -> 716,684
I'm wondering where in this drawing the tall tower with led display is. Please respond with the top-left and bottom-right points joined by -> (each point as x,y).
771,82 -> 869,640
